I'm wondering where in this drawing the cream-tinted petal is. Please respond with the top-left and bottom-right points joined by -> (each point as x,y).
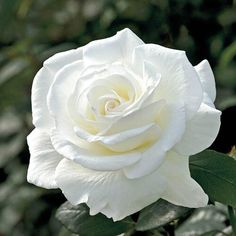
195,59 -> 216,102
47,60 -> 84,143
132,44 -> 203,119
51,129 -> 142,171
160,151 -> 208,208
83,28 -> 143,65
44,48 -> 83,73
31,68 -> 55,130
101,100 -> 165,135
27,129 -> 62,189
75,123 -> 161,152
55,158 -> 165,221
124,102 -> 186,178
174,103 -> 221,156
68,63 -> 143,133
32,48 -> 83,131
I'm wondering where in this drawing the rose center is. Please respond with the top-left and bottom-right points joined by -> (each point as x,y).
105,99 -> 120,113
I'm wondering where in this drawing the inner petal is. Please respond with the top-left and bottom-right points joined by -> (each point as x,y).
85,83 -> 127,117
105,99 -> 120,113
67,64 -> 145,137
74,122 -> 162,153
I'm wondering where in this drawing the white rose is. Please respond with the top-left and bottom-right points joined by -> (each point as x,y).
27,28 -> 221,221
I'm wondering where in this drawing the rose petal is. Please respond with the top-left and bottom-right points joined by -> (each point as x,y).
27,129 -> 62,189
195,59 -> 216,102
132,44 -> 203,119
50,129 -> 142,171
160,151 -> 208,208
129,61 -> 161,109
55,158 -> 165,221
75,122 -> 161,152
101,100 -> 165,135
47,60 -> 84,142
32,48 -> 83,131
124,102 -> 186,179
32,68 -> 55,130
174,103 -> 221,156
83,28 -> 144,65
67,63 -> 148,134
44,48 -> 83,73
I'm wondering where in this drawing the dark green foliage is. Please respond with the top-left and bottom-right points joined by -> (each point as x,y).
136,199 -> 192,231
190,150 -> 236,207
56,202 -> 133,236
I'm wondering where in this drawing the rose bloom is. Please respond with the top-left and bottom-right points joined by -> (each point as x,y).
27,29 -> 221,221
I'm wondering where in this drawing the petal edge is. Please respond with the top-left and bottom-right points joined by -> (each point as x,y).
27,129 -> 62,189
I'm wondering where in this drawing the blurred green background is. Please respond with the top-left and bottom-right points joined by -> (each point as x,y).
0,0 -> 235,235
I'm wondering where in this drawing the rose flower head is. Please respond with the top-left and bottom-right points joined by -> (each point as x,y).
27,28 -> 221,221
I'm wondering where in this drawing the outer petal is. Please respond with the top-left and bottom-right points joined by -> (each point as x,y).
55,158 -> 166,221
51,102 -> 185,175
195,59 -> 216,102
27,129 -> 62,189
47,60 -> 84,141
75,123 -> 161,152
83,28 -> 144,65
50,129 -> 142,171
32,67 -> 55,130
32,48 -> 83,131
44,48 -> 83,73
101,100 -> 165,135
132,44 -> 203,119
174,103 -> 221,156
124,102 -> 186,179
160,151 -> 208,208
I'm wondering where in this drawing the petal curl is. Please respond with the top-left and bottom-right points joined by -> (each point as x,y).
75,123 -> 161,152
132,44 -> 203,119
160,151 -> 208,208
47,60 -> 84,141
27,129 -> 62,189
55,158 -> 165,221
101,100 -> 165,135
32,48 -> 83,131
44,48 -> 83,73
31,68 -> 54,130
195,59 -> 216,102
174,103 -> 221,156
124,102 -> 186,179
50,129 -> 142,171
83,28 -> 144,65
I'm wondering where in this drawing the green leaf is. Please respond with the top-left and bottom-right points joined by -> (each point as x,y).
175,206 -> 226,236
190,150 -> 236,207
58,227 -> 78,236
56,201 -> 133,236
136,199 -> 192,231
200,231 -> 220,236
